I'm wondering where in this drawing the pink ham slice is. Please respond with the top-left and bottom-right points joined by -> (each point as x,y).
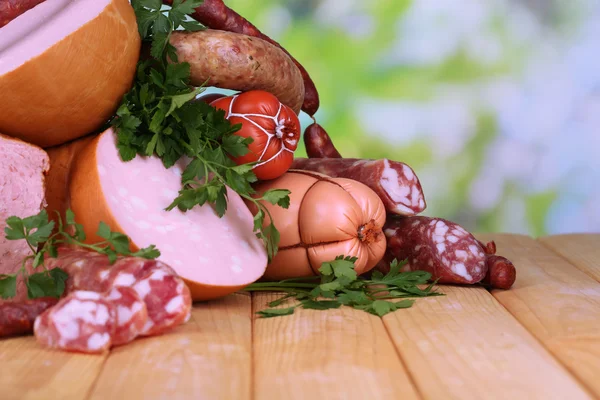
60,128 -> 268,301
0,133 -> 49,302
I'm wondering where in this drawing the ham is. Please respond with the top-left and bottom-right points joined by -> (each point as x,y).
46,128 -> 268,301
0,134 -> 49,302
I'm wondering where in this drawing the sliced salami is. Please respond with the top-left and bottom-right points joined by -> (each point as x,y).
105,286 -> 148,346
291,158 -> 426,216
34,291 -> 117,354
103,258 -> 191,336
377,216 -> 488,285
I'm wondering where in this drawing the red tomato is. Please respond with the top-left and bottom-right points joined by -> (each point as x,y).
211,90 -> 301,181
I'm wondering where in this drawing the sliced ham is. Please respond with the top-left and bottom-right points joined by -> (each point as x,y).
47,128 -> 268,301
0,134 -> 49,302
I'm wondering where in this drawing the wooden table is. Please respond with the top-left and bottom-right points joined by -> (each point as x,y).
2,233 -> 600,400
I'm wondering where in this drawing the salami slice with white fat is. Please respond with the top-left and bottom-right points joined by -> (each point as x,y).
291,158 -> 426,216
105,286 -> 148,346
34,291 -> 117,353
376,216 -> 487,285
107,259 -> 192,336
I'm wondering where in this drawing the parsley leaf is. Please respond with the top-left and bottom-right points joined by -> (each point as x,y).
245,255 -> 444,318
1,209 -> 161,300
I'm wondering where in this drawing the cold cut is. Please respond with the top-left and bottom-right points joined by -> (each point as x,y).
0,297 -> 58,338
0,0 -> 45,28
105,286 -> 147,346
42,247 -> 192,337
304,123 -> 342,159
482,255 -> 516,290
34,290 -> 118,353
1,133 -> 49,302
478,240 -> 517,289
46,128 -> 268,301
211,90 -> 301,180
291,158 -> 426,216
377,216 -> 488,285
248,170 -> 387,280
163,0 -> 320,116
170,29 -> 305,114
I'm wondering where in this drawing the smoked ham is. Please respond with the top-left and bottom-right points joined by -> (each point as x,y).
0,0 -> 140,147
0,134 -> 49,302
249,171 -> 387,280
46,128 -> 268,301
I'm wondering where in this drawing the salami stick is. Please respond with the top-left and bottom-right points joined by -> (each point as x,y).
0,0 -> 45,28
377,216 -> 488,285
0,297 -> 58,338
478,240 -> 517,290
304,123 -> 342,158
162,0 -> 320,116
291,158 -> 426,216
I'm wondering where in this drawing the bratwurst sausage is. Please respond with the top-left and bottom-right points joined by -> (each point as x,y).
170,29 -> 305,114
163,0 -> 320,116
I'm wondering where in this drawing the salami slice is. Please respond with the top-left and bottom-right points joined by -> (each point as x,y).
34,291 -> 117,354
105,286 -> 148,346
291,158 -> 426,216
0,297 -> 58,338
377,216 -> 488,285
103,258 -> 191,336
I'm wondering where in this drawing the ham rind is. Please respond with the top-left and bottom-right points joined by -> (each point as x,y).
63,128 -> 268,301
0,134 -> 49,302
34,290 -> 117,354
291,158 -> 426,216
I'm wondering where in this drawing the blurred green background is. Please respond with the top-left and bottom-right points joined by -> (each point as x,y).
214,0 -> 600,236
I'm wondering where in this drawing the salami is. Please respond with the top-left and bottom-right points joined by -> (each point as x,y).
291,158 -> 426,216
304,123 -> 342,159
34,291 -> 117,353
107,259 -> 192,336
377,216 -> 488,285
0,0 -> 45,28
477,240 -> 517,290
482,255 -> 516,290
0,297 -> 58,338
105,286 -> 147,346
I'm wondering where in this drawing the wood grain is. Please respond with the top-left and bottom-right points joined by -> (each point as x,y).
539,234 -> 600,283
477,233 -> 600,398
252,292 -> 420,400
382,285 -> 590,400
0,335 -> 106,400
87,293 -> 252,400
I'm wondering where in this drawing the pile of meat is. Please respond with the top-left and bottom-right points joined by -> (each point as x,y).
291,125 -> 517,290
0,0 -> 516,355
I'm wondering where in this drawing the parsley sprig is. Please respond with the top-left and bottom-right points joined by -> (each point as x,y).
245,256 -> 444,318
0,209 -> 160,300
112,0 -> 291,260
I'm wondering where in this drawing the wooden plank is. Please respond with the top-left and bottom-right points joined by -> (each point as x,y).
87,293 -> 252,400
382,285 -> 591,399
477,233 -> 600,398
539,234 -> 600,283
0,335 -> 105,400
252,292 -> 420,400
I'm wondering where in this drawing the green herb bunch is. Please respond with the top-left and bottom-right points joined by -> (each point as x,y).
112,0 -> 290,260
0,210 -> 159,300
245,256 -> 443,318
